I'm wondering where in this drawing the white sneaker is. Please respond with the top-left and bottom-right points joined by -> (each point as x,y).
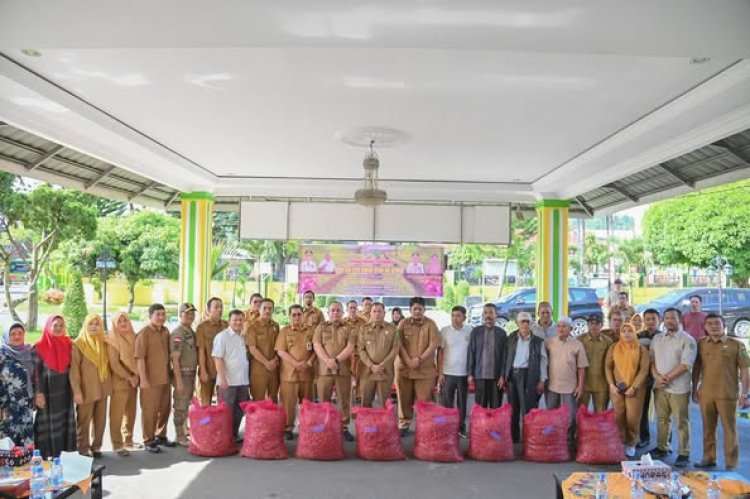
624,445 -> 636,457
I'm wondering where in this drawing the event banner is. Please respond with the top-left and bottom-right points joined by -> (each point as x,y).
298,243 -> 444,297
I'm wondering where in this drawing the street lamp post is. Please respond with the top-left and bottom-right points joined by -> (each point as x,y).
707,256 -> 733,315
96,247 -> 117,331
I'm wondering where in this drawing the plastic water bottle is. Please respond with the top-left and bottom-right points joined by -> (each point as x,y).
29,449 -> 46,499
29,449 -> 43,470
630,471 -> 644,499
594,472 -> 608,499
706,473 -> 721,499
669,472 -> 682,499
50,456 -> 64,491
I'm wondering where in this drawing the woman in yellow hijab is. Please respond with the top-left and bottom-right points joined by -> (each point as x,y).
70,314 -> 111,457
106,312 -> 141,455
605,322 -> 650,458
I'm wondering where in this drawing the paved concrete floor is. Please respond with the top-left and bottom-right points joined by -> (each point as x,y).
96,399 -> 750,499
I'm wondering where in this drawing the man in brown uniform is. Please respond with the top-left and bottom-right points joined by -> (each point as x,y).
692,313 -> 750,470
247,298 -> 281,402
170,303 -> 198,447
196,297 -> 227,406
135,304 -> 174,453
313,301 -> 356,441
612,292 -> 636,321
359,296 -> 373,322
396,296 -> 441,435
302,290 -> 325,330
275,304 -> 316,440
603,308 -> 626,342
578,315 -> 613,412
358,302 -> 400,408
244,292 -> 263,325
344,300 -> 367,401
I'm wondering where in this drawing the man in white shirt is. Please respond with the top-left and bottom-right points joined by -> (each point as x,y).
437,305 -> 472,437
212,309 -> 250,440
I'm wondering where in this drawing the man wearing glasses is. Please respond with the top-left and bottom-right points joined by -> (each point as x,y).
500,312 -> 548,443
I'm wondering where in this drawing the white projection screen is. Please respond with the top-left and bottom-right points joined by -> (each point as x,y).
240,201 -> 510,244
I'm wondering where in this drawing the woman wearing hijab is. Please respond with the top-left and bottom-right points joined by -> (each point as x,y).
0,323 -> 35,449
107,312 -> 140,456
630,312 -> 644,333
605,322 -> 650,458
70,314 -> 111,458
34,315 -> 76,458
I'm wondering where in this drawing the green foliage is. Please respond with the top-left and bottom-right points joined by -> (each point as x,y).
448,245 -> 505,268
584,233 -> 610,268
612,236 -> 647,272
62,271 -> 87,338
643,180 -> 750,284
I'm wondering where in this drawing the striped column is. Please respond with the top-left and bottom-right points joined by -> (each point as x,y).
535,200 -> 569,321
179,192 -> 214,311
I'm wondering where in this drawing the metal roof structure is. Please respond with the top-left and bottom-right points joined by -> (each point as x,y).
0,121 -> 748,216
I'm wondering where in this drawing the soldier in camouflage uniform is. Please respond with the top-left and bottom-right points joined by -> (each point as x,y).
170,303 -> 198,447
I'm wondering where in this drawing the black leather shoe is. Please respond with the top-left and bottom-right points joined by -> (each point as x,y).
399,428 -> 411,438
694,460 -> 717,469
343,429 -> 355,442
156,437 -> 176,448
145,442 -> 161,453
649,448 -> 671,459
674,455 -> 689,468
284,431 -> 295,441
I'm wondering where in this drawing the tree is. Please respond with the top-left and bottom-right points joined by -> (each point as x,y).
67,211 -> 180,312
0,172 -> 27,323
612,236 -> 647,273
62,271 -> 87,338
584,233 -> 610,274
643,180 -> 750,285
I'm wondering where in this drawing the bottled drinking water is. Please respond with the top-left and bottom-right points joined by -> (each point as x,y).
29,449 -> 43,470
50,456 -> 64,491
29,449 -> 47,499
669,472 -> 682,499
594,472 -> 608,499
630,471 -> 644,499
706,473 -> 721,499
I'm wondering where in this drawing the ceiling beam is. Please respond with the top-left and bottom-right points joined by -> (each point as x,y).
605,182 -> 639,203
85,165 -> 117,190
164,191 -> 181,209
129,181 -> 158,202
658,163 -> 695,188
26,145 -> 64,171
713,139 -> 750,164
574,195 -> 594,217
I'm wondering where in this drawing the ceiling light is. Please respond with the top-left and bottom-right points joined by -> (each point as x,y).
354,140 -> 387,207
21,48 -> 42,57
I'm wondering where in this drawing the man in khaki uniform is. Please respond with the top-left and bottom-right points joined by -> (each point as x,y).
358,302 -> 400,408
649,307 -> 697,468
578,315 -> 613,412
313,301 -> 356,441
358,296 -> 373,322
302,290 -> 325,330
344,300 -> 367,400
170,303 -> 198,447
612,292 -> 636,321
247,298 -> 281,402
244,292 -> 263,326
135,304 -> 174,453
275,304 -> 316,440
603,308 -> 626,342
692,313 -> 750,470
196,297 -> 227,406
396,296 -> 441,435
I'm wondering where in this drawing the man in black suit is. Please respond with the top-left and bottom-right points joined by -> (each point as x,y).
467,303 -> 507,408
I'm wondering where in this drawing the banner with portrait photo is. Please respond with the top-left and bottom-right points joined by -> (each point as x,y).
298,244 -> 444,297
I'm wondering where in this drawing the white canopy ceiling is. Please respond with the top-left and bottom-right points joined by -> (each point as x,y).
1,1 -> 749,207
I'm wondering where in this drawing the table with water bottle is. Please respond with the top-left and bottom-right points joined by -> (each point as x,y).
0,448 -> 104,498
555,469 -> 750,498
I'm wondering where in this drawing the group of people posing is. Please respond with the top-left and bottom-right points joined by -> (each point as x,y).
1,289 -> 748,473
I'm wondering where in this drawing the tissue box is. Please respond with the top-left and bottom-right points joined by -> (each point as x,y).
621,460 -> 671,481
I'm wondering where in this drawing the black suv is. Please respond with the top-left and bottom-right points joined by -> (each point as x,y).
635,287 -> 750,341
468,287 -> 603,335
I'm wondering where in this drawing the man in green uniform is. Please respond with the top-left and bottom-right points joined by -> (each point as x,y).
170,303 -> 198,447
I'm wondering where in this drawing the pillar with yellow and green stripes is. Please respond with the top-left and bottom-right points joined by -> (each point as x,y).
535,199 -> 569,321
179,192 -> 214,312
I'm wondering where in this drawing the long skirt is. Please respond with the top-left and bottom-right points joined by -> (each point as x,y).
34,362 -> 77,459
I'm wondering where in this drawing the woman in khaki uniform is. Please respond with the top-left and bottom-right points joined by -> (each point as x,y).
70,314 -> 111,457
605,322 -> 650,458
106,312 -> 140,456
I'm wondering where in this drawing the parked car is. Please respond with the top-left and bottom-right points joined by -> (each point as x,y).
468,287 -> 603,335
635,287 -> 750,341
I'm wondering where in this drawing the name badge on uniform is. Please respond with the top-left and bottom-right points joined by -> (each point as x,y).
306,341 -> 313,352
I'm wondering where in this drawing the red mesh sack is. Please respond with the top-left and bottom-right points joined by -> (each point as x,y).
352,400 -> 405,461
296,400 -> 345,461
240,400 -> 288,460
576,406 -> 624,464
187,397 -> 237,457
467,403 -> 514,462
522,405 -> 569,462
413,400 -> 463,462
